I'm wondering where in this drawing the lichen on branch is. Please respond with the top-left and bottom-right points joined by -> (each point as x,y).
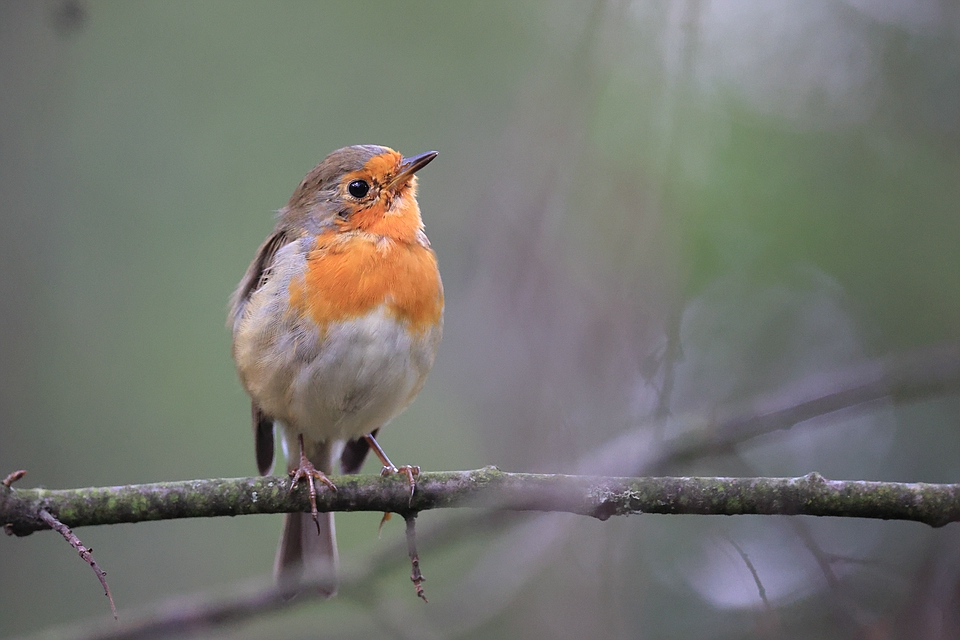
4,468 -> 960,537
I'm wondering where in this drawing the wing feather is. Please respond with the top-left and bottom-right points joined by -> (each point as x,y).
230,229 -> 290,474
228,230 -> 290,331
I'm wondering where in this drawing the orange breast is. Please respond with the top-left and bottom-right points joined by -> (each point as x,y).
288,232 -> 443,335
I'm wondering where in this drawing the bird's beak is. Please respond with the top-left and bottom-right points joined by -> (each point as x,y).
389,150 -> 438,189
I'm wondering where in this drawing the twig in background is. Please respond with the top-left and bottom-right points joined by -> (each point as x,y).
726,536 -> 782,637
61,577 -> 307,640
647,341 -> 960,474
726,536 -> 770,610
790,519 -> 868,635
40,521 -> 438,640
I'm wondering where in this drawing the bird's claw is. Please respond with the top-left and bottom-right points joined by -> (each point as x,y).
380,464 -> 420,503
289,453 -> 337,534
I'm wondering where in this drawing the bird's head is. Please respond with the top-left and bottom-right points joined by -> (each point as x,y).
282,145 -> 437,241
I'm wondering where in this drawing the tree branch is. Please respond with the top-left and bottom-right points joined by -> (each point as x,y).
647,341 -> 960,473
4,468 -> 960,536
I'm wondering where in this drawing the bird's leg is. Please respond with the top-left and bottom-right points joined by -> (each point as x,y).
288,434 -> 337,533
364,433 -> 420,501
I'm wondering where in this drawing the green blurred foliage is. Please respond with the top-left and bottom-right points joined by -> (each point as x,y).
2,1 -> 959,639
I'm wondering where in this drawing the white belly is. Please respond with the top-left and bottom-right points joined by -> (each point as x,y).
289,306 -> 435,441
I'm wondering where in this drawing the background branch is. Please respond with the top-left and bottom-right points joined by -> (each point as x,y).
646,341 -> 960,473
5,469 -> 960,536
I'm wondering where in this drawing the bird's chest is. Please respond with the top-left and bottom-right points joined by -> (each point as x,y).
289,233 -> 443,335
234,235 -> 443,437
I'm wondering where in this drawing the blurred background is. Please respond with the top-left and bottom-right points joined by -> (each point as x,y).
2,1 -> 959,638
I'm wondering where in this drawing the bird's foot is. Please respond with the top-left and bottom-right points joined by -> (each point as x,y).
363,433 -> 420,504
380,464 -> 421,502
289,435 -> 337,534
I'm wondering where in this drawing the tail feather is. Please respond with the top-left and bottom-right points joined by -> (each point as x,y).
276,437 -> 339,596
276,511 -> 338,596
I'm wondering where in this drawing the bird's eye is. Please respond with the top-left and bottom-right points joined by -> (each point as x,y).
347,180 -> 370,198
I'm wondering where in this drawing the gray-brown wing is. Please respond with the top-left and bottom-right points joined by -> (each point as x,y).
229,229 -> 289,475
340,429 -> 378,474
228,230 -> 289,332
252,403 -> 275,475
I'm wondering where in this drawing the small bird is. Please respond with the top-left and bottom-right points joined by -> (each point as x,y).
229,145 -> 443,594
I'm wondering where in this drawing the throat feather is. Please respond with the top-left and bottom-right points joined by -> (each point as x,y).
288,234 -> 443,335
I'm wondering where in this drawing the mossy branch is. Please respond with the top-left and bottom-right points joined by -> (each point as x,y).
5,468 -> 960,536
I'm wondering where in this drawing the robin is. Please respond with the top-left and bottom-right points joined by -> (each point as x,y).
229,145 -> 443,594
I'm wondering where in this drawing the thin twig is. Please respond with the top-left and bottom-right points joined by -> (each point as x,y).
3,469 -> 26,487
404,513 -> 428,603
727,536 -> 783,638
38,509 -> 118,621
727,537 -> 770,610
